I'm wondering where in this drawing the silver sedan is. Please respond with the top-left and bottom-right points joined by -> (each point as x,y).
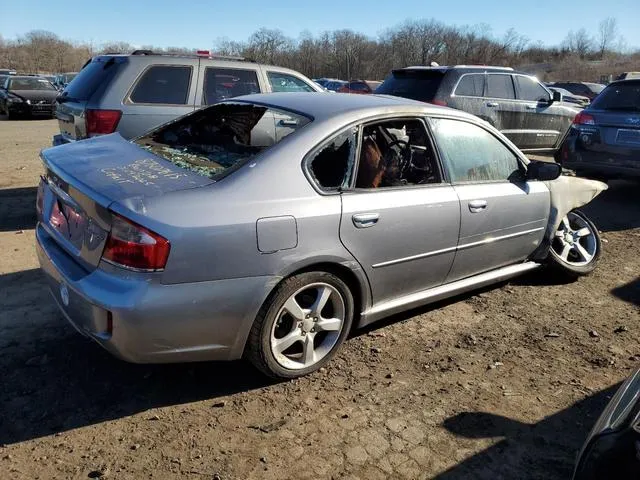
36,93 -> 607,378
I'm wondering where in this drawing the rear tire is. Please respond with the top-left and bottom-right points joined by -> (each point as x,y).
245,271 -> 354,379
546,209 -> 601,278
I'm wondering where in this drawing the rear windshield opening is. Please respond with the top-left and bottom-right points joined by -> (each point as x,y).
591,83 -> 640,111
135,102 -> 312,180
61,57 -> 119,102
376,70 -> 445,102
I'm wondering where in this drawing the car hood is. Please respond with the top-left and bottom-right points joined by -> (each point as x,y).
10,89 -> 58,102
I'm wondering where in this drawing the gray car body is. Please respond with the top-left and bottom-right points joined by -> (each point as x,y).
54,54 -> 324,144
36,93 -> 606,364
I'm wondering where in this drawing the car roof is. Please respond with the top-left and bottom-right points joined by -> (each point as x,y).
229,92 -> 475,122
397,65 -> 514,73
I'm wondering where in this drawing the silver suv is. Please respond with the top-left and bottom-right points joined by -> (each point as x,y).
53,50 -> 323,145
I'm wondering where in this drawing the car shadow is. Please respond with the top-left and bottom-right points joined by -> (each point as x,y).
0,186 -> 37,232
611,277 -> 640,307
580,180 -> 640,232
0,269 -> 277,446
436,383 -> 621,479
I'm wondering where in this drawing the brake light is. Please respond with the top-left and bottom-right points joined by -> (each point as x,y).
102,213 -> 170,271
429,99 -> 448,107
86,109 -> 122,136
573,112 -> 595,125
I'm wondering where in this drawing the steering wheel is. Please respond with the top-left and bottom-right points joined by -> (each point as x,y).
384,139 -> 412,174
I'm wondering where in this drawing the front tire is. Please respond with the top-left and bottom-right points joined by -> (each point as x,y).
245,271 -> 354,379
546,209 -> 601,278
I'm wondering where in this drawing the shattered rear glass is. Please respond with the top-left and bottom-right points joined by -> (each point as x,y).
135,102 -> 312,180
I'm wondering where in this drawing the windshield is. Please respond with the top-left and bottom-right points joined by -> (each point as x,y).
8,77 -> 56,91
591,82 -> 640,111
376,70 -> 445,102
135,102 -> 312,180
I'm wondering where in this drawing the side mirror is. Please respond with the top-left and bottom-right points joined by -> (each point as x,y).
526,160 -> 562,181
551,90 -> 562,103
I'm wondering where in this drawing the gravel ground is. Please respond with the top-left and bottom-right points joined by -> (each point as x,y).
0,116 -> 638,480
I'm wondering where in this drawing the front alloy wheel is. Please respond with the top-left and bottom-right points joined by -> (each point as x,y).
548,209 -> 601,277
246,272 -> 354,378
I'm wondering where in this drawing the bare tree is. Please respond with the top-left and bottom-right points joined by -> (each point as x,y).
563,28 -> 594,59
598,17 -> 618,58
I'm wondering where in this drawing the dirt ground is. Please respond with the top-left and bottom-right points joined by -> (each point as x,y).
0,116 -> 638,480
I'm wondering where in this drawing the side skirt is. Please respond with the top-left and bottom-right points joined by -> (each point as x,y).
358,261 -> 541,327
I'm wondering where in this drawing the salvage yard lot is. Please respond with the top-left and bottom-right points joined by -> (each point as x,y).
0,116 -> 638,480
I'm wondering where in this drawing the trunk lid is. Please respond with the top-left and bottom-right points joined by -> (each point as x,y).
39,134 -> 214,271
590,110 -> 640,148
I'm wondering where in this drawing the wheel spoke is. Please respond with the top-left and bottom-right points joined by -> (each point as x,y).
561,216 -> 571,232
283,296 -> 306,321
576,227 -> 591,238
555,230 -> 565,238
311,285 -> 332,315
316,317 -> 342,332
559,243 -> 572,260
302,335 -> 316,365
575,243 -> 593,262
273,331 -> 302,354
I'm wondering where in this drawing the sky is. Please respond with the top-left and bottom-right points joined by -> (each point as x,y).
1,0 -> 639,50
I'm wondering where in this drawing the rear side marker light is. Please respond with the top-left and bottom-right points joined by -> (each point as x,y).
102,213 -> 170,271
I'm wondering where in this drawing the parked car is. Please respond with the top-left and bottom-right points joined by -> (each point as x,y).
52,51 -> 324,146
616,72 -> 640,81
36,92 -> 606,378
0,75 -> 58,118
559,79 -> 640,181
54,72 -> 78,90
337,80 -> 375,94
552,82 -> 605,101
376,65 -> 581,154
548,86 -> 590,107
0,68 -> 17,75
38,74 -> 59,89
573,367 -> 640,480
324,80 -> 347,92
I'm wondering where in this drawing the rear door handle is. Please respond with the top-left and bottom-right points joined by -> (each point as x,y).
468,200 -> 487,213
352,213 -> 379,228
486,102 -> 499,107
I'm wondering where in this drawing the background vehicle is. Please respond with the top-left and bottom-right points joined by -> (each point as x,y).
0,75 -> 57,118
552,81 -> 605,101
548,86 -> 590,107
376,65 -> 581,153
54,72 -> 78,90
0,68 -> 17,75
52,50 -> 324,145
559,79 -> 640,181
36,93 -> 604,379
324,80 -> 347,91
573,367 -> 640,480
337,80 -> 375,94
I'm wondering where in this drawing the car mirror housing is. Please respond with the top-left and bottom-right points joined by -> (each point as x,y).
526,160 -> 562,181
551,90 -> 562,103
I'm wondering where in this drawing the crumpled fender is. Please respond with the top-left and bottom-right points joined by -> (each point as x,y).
543,176 -> 608,241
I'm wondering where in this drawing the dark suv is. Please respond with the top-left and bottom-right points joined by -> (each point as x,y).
376,66 -> 581,153
53,51 -> 323,145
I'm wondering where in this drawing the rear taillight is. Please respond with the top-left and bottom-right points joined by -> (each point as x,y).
429,99 -> 448,107
573,112 -> 595,125
86,109 -> 122,136
102,213 -> 170,271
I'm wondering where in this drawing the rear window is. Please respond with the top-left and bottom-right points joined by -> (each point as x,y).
455,74 -> 484,97
130,65 -> 192,105
590,82 -> 640,111
486,74 -> 515,99
63,58 -> 119,101
203,67 -> 260,104
134,102 -> 311,180
375,70 -> 445,102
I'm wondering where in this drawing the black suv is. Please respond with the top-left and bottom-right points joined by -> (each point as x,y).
376,66 -> 581,153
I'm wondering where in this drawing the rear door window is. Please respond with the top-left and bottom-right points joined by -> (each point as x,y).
455,74 -> 485,97
267,72 -> 316,92
515,76 -> 550,102
203,68 -> 260,104
130,65 -> 191,105
486,74 -> 515,99
376,70 -> 445,102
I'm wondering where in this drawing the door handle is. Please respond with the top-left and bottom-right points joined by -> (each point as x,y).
525,104 -> 537,110
278,119 -> 298,127
468,200 -> 487,213
486,102 -> 499,107
352,213 -> 379,228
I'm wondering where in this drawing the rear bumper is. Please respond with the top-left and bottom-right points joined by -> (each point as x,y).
36,224 -> 278,363
562,135 -> 640,179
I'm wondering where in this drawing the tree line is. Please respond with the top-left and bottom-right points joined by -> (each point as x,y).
1,17 -> 638,82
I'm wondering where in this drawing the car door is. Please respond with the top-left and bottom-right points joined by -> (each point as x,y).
448,73 -> 486,119
513,74 -> 564,149
429,117 -> 550,282
338,117 -> 460,304
483,73 -> 524,147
